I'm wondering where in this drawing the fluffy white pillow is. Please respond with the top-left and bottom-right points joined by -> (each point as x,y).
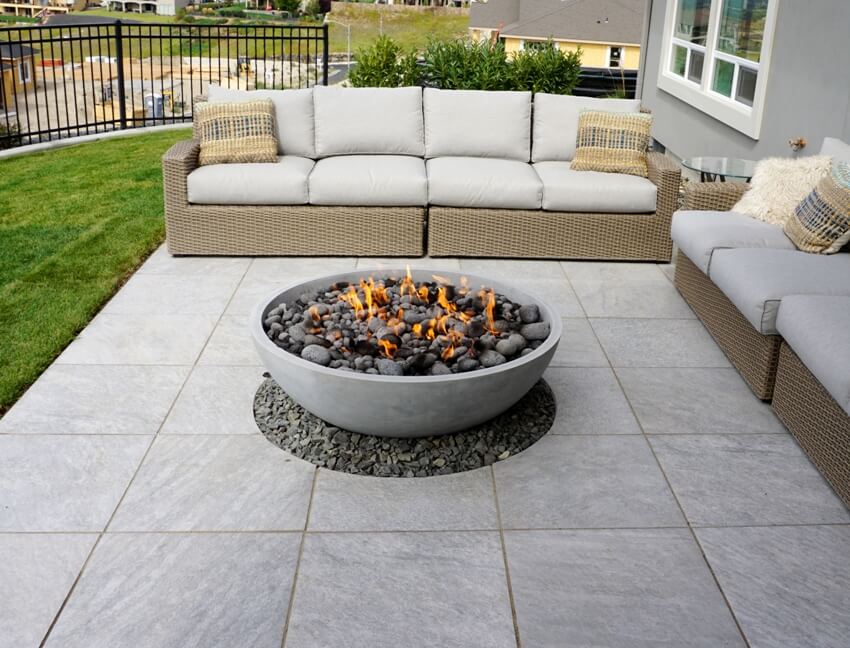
733,156 -> 832,225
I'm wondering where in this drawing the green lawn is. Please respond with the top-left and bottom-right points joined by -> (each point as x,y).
0,128 -> 191,415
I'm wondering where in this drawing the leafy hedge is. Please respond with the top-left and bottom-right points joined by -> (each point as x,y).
348,37 -> 582,95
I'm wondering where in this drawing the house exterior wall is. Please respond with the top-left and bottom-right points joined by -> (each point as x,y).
639,0 -> 850,160
470,31 -> 640,70
0,56 -> 35,109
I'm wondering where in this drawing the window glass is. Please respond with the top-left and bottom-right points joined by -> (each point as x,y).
712,58 -> 734,96
609,47 -> 622,67
675,0 -> 712,45
716,0 -> 768,62
735,66 -> 757,105
671,44 -> 687,76
687,50 -> 704,82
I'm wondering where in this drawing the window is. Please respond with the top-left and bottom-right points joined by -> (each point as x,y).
608,46 -> 622,68
17,60 -> 31,84
657,0 -> 778,138
520,40 -> 557,52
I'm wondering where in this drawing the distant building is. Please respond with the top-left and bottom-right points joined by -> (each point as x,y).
469,0 -> 643,70
0,43 -> 37,113
105,0 -> 189,16
0,0 -> 84,19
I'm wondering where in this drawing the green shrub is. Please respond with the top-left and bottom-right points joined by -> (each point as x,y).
507,42 -> 582,94
217,6 -> 246,17
349,36 -> 421,88
274,0 -> 300,13
422,38 -> 508,90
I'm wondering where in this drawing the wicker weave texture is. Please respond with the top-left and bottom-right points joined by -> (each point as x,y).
673,250 -> 780,400
773,343 -> 850,508
428,152 -> 680,260
162,140 -> 425,256
683,181 -> 749,211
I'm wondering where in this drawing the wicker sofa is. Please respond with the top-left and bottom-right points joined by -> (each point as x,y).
670,137 -> 850,507
162,86 -> 680,259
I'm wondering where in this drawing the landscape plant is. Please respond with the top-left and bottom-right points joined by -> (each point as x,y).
507,41 -> 582,94
348,35 -> 421,87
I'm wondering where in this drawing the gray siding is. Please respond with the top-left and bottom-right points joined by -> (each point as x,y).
640,0 -> 850,160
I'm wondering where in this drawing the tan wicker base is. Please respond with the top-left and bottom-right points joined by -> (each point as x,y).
427,207 -> 672,260
773,343 -> 850,508
674,250 -> 780,400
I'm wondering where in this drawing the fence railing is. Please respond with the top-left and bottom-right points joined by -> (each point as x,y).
0,21 -> 329,148
574,67 -> 638,99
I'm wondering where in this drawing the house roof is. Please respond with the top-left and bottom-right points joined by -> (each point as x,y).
0,43 -> 37,60
471,0 -> 644,46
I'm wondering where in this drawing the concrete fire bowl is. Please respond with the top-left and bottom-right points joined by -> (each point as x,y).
250,269 -> 561,438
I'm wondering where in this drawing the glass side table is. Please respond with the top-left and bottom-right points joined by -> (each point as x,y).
682,156 -> 757,182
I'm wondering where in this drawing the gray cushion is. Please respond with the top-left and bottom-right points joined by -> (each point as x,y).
427,157 -> 542,209
534,161 -> 657,212
671,210 -> 796,274
313,86 -> 424,158
532,94 -> 641,162
709,248 -> 850,334
206,85 -> 315,158
424,89 -> 532,161
187,156 -> 313,205
776,295 -> 850,415
820,137 -> 850,164
308,155 -> 427,207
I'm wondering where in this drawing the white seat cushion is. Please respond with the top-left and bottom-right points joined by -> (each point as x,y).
532,94 -> 641,163
187,156 -> 313,205
533,162 -> 657,212
776,295 -> 850,415
709,248 -> 850,334
206,85 -> 315,158
308,155 -> 427,207
671,210 -> 796,274
424,89 -> 532,161
313,86 -> 424,157
427,157 -> 542,209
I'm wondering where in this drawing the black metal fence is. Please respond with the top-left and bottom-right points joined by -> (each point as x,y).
0,21 -> 329,148
574,67 -> 638,99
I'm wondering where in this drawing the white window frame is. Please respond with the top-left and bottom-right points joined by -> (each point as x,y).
608,46 -> 623,68
657,0 -> 780,139
18,60 -> 31,84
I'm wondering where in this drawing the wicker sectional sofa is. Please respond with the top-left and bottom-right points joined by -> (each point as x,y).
670,137 -> 850,506
162,86 -> 680,259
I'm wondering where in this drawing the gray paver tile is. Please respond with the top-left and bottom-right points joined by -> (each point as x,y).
544,367 -> 641,435
0,435 -> 150,532
286,531 -> 515,648
197,315 -> 262,366
0,365 -> 189,435
618,367 -> 785,435
549,317 -> 609,367
650,434 -> 850,526
161,365 -> 265,435
494,435 -> 684,529
109,436 -> 313,531
101,274 -> 241,316
225,277 -> 283,317
56,313 -> 219,366
137,246 -> 251,276
356,257 -> 462,271
591,318 -> 730,367
459,258 -> 566,280
697,525 -> 850,648
308,468 -> 498,531
505,529 -> 746,648
507,277 -> 584,317
0,533 -> 97,648
244,256 -> 357,282
45,533 -> 299,648
570,275 -> 695,318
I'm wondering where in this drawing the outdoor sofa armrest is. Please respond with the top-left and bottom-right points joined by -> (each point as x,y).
647,151 -> 682,223
162,139 -> 200,211
683,180 -> 749,211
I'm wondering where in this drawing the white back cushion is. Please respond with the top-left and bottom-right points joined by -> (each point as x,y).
313,86 -> 424,157
532,94 -> 641,162
206,85 -> 315,158
820,137 -> 850,164
424,88 -> 532,161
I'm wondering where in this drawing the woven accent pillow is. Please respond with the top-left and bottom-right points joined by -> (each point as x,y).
570,110 -> 653,177
194,99 -> 278,166
732,155 -> 831,226
784,161 -> 850,253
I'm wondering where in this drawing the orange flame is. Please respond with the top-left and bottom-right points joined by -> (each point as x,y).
480,289 -> 498,334
399,265 -> 417,300
340,285 -> 365,318
378,338 -> 397,358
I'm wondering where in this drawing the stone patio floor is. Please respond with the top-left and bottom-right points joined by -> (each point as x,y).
2,249 -> 849,648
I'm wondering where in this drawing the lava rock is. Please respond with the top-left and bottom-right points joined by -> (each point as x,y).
495,333 -> 527,357
301,344 -> 331,366
287,325 -> 306,343
479,349 -> 507,368
520,321 -> 550,341
430,362 -> 452,376
375,358 -> 404,376
457,357 -> 480,372
519,304 -> 540,323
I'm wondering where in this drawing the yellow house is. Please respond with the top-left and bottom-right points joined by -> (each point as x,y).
0,43 -> 36,112
469,0 -> 642,71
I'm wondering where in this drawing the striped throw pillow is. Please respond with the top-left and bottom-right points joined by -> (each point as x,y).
570,110 -> 653,177
195,99 -> 278,166
784,161 -> 850,254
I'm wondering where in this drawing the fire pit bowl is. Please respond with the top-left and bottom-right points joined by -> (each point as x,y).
250,269 -> 561,438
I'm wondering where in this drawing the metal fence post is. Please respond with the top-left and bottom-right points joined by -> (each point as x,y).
322,23 -> 329,86
114,20 -> 127,130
